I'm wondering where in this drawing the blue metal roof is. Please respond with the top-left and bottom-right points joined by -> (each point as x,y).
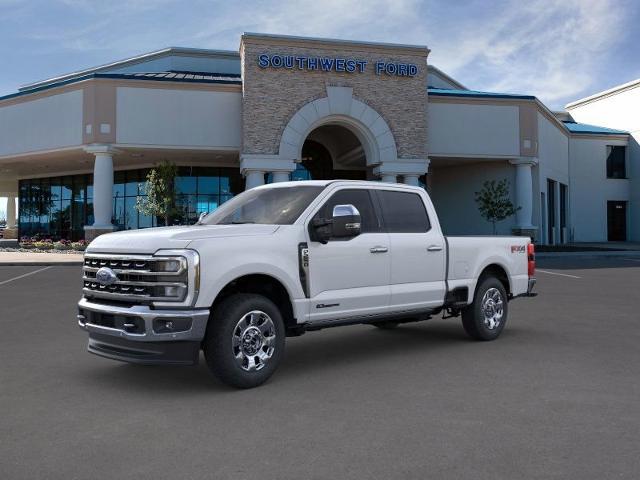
428,87 -> 535,100
562,121 -> 628,135
0,71 -> 242,102
117,71 -> 241,82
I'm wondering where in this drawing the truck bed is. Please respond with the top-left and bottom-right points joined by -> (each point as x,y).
445,236 -> 531,300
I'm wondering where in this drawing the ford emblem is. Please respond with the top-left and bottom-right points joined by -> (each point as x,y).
95,267 -> 118,286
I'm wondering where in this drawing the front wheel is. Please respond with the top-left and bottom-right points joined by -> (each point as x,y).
461,276 -> 508,341
203,293 -> 285,388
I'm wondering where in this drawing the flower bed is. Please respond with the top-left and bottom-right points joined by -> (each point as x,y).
2,237 -> 89,254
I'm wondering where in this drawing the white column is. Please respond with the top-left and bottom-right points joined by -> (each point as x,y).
271,171 -> 290,183
84,145 -> 117,233
240,154 -> 295,191
509,158 -> 537,229
374,159 -> 429,186
381,174 -> 397,183
403,174 -> 420,187
244,170 -> 265,190
6,195 -> 16,229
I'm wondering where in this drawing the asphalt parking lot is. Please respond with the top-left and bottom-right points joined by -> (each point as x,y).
1,257 -> 639,479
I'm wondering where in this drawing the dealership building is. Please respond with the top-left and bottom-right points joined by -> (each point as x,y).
0,33 -> 636,243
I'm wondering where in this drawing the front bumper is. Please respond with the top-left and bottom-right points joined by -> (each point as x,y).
78,297 -> 210,365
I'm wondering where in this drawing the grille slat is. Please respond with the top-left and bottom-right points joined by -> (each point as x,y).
83,254 -> 188,304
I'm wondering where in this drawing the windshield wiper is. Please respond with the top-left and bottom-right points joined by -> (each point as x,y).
230,220 -> 256,224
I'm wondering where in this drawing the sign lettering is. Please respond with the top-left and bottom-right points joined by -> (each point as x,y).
258,54 -> 418,77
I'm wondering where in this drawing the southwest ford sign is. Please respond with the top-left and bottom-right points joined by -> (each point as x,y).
257,54 -> 418,77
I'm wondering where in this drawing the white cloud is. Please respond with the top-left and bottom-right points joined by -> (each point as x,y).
5,0 -> 635,109
185,0 -> 632,107
424,0 -> 631,107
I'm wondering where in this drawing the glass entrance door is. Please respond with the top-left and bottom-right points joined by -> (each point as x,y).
607,201 -> 627,241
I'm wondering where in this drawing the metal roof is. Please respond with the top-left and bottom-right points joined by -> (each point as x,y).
428,87 -> 535,100
111,71 -> 241,82
562,121 -> 628,135
565,78 -> 640,109
0,71 -> 241,103
19,47 -> 240,92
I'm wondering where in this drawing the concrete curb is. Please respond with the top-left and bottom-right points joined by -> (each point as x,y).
0,262 -> 83,266
537,251 -> 640,258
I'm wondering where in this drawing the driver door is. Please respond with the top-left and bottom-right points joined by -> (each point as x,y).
305,188 -> 391,322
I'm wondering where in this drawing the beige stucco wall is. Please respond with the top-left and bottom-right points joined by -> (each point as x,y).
0,89 -> 83,157
240,35 -> 429,160
428,102 -> 520,157
116,86 -> 242,148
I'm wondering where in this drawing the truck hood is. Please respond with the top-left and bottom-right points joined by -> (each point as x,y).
86,224 -> 280,254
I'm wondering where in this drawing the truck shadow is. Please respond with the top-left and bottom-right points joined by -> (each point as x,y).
83,320 -> 528,392
278,322 -> 507,378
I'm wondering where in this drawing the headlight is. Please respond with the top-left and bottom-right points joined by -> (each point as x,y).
155,259 -> 184,273
151,249 -> 200,308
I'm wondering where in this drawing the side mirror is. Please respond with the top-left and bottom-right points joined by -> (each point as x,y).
331,204 -> 361,238
197,211 -> 208,223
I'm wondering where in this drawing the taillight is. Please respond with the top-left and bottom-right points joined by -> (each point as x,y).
527,243 -> 535,277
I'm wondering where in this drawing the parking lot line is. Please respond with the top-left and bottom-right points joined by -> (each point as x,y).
536,269 -> 581,279
0,266 -> 52,286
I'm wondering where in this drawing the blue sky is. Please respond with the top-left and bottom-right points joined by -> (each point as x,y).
1,0 -> 639,108
1,0 -> 639,216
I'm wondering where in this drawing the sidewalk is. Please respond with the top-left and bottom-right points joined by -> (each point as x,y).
537,250 -> 640,258
536,242 -> 640,258
0,251 -> 84,266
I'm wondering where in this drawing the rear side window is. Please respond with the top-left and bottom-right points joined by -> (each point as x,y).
315,189 -> 381,233
377,190 -> 431,233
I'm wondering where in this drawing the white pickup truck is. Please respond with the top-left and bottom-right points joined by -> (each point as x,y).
78,180 -> 536,388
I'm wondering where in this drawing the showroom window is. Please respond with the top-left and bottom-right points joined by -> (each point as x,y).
18,166 -> 243,240
606,146 -> 626,179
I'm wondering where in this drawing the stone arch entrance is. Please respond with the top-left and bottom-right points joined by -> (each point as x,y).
300,124 -> 368,181
240,85 -> 429,189
278,86 -> 398,169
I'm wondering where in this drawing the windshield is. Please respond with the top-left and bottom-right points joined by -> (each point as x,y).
200,185 -> 325,225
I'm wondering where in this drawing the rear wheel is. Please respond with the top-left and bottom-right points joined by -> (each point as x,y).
203,293 -> 285,388
461,276 -> 508,341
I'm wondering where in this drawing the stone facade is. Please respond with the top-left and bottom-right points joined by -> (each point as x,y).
240,34 -> 429,162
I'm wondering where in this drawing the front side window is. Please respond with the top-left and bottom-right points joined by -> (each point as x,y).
314,189 -> 381,233
201,186 -> 324,225
377,190 -> 431,233
606,146 -> 626,179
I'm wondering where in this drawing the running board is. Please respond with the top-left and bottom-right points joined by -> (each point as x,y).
297,309 -> 435,333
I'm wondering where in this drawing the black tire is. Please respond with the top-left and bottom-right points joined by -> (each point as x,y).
203,293 -> 285,389
461,276 -> 508,341
372,320 -> 399,330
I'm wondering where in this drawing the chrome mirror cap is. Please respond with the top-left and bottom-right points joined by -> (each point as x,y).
333,204 -> 360,218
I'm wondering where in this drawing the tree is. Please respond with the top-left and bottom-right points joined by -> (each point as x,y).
135,161 -> 178,226
474,179 -> 520,234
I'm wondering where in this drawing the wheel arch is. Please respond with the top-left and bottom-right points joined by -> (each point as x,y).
477,263 -> 512,297
211,274 -> 296,331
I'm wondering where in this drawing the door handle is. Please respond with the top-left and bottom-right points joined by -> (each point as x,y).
370,246 -> 389,254
427,245 -> 443,252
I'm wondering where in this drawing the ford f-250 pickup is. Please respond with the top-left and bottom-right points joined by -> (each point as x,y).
78,180 -> 536,388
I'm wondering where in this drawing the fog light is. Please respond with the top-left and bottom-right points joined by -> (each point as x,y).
155,285 -> 185,299
153,317 -> 192,334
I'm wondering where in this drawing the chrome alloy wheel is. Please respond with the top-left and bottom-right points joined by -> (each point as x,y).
481,287 -> 504,330
232,310 -> 277,372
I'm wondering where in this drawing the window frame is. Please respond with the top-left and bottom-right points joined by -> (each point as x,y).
307,187 -> 384,241
373,188 -> 432,234
606,145 -> 627,179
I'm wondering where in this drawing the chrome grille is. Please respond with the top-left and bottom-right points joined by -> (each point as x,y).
83,254 -> 188,304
